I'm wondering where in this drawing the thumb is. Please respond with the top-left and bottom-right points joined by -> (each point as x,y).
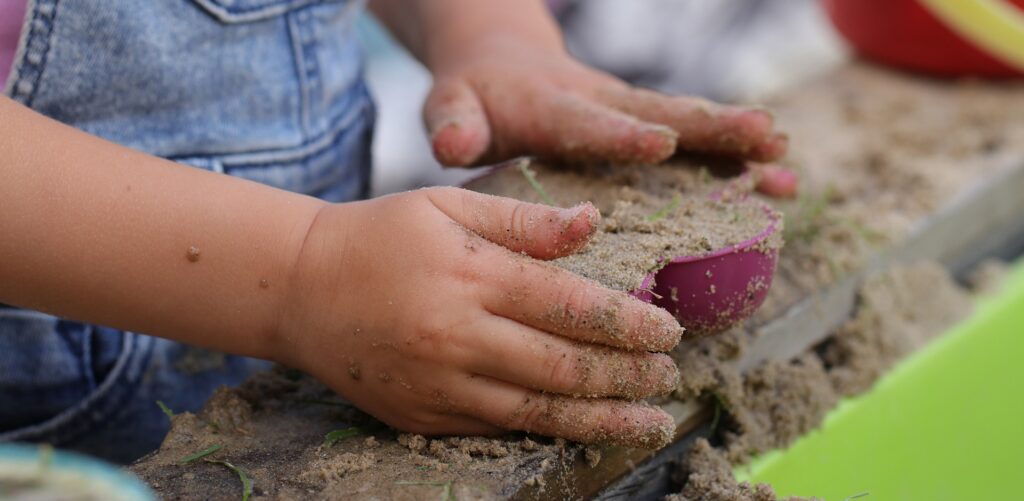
427,187 -> 601,260
424,79 -> 492,167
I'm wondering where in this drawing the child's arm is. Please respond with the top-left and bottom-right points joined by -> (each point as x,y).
370,0 -> 797,197
0,96 -> 682,446
0,96 -> 321,359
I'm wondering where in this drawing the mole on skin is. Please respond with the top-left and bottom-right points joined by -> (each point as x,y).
259,279 -> 269,289
187,246 -> 201,262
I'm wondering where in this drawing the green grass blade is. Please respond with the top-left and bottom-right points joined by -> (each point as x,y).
205,459 -> 252,501
646,194 -> 682,222
178,444 -> 221,465
516,160 -> 555,206
156,400 -> 175,420
323,426 -> 363,447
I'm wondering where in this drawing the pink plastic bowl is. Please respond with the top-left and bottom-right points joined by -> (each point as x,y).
630,200 -> 780,337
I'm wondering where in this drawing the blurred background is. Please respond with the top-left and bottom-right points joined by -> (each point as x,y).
361,0 -> 849,197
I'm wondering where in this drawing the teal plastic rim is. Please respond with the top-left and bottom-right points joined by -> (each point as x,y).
0,443 -> 156,500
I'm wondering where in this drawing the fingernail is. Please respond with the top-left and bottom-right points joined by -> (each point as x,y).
656,356 -> 681,394
635,304 -> 685,352
638,126 -> 678,164
755,163 -> 799,198
657,308 -> 685,348
650,125 -> 679,141
635,407 -> 675,449
430,118 -> 462,137
559,203 -> 586,219
751,107 -> 775,124
431,119 -> 485,167
763,163 -> 797,182
751,132 -> 789,161
560,202 -> 600,235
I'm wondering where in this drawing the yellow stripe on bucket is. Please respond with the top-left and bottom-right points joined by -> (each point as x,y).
919,0 -> 1024,70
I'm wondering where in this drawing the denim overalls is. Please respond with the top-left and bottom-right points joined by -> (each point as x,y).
1,0 -> 374,463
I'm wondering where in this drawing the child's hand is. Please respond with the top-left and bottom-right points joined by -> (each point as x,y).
275,187 -> 683,446
423,36 -> 797,198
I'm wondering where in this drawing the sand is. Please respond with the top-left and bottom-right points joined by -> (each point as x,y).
755,64 -> 1024,320
665,439 -> 786,501
667,262 -> 977,499
465,160 -> 781,292
130,367 -> 576,500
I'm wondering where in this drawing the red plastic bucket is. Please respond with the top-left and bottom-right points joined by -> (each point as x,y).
824,0 -> 1024,77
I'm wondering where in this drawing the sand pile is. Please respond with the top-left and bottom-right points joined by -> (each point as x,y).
466,160 -> 781,292
668,262 -> 978,500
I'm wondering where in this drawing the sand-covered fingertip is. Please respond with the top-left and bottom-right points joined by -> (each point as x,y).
609,403 -> 676,450
627,295 -> 686,352
751,131 -> 790,163
554,202 -> 602,257
750,162 -> 799,198
633,125 -> 679,164
554,400 -> 676,450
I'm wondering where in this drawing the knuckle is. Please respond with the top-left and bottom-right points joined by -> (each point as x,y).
431,186 -> 461,198
509,395 -> 551,432
507,202 -> 531,247
452,251 -> 487,284
543,350 -> 582,394
424,186 -> 459,205
553,279 -> 594,332
407,313 -> 478,364
404,322 -> 456,361
400,412 -> 445,434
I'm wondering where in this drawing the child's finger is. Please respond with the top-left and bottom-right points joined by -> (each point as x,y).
749,162 -> 799,198
480,258 -> 684,352
526,93 -> 678,165
426,187 -> 600,260
396,412 -> 506,437
424,78 -> 492,167
449,376 -> 676,448
461,315 -> 678,399
597,84 -> 788,163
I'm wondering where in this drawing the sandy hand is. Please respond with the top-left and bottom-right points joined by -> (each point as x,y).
277,187 -> 683,448
423,39 -> 797,198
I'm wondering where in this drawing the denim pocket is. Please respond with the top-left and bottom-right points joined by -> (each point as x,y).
0,309 -> 152,447
174,85 -> 375,202
190,0 -> 349,23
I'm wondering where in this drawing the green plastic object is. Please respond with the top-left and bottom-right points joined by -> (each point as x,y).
736,262 -> 1024,500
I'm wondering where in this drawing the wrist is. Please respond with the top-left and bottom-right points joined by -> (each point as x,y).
267,201 -> 358,368
252,198 -> 335,365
